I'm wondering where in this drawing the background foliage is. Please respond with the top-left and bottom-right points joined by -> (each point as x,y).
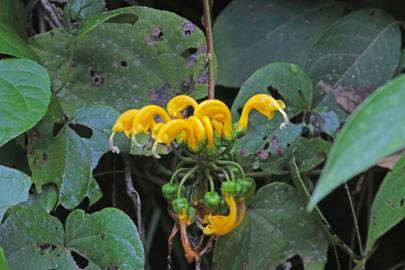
1,0 -> 405,269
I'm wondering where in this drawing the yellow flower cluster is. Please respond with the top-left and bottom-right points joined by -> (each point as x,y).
109,94 -> 289,156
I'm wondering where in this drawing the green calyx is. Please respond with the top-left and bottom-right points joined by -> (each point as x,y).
162,183 -> 179,201
204,191 -> 221,209
221,181 -> 237,196
172,197 -> 189,214
236,177 -> 254,195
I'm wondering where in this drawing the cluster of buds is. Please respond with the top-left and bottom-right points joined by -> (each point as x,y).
109,93 -> 289,264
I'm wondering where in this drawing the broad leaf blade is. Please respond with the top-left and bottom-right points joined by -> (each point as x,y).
23,185 -> 58,213
30,6 -> 210,116
0,166 -> 31,220
0,246 -> 10,270
366,154 -> 405,253
0,59 -> 51,147
213,183 -> 328,270
213,0 -> 345,87
309,75 -> 405,208
65,208 -> 144,270
306,9 -> 401,89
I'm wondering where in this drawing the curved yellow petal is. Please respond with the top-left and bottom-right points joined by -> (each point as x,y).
194,100 -> 233,140
201,116 -> 214,149
202,195 -> 238,236
187,116 -> 206,146
167,95 -> 198,119
236,94 -> 289,132
132,105 -> 171,135
151,122 -> 165,139
211,120 -> 223,137
109,109 -> 139,153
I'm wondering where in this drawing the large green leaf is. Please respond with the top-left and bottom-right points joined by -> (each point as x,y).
365,154 -> 405,253
0,59 -> 51,147
0,166 -> 31,221
23,185 -> 58,213
231,63 -> 312,171
30,6 -> 211,116
213,183 -> 328,270
309,75 -> 405,208
0,0 -> 38,59
0,207 -> 144,270
65,0 -> 106,21
213,0 -> 345,87
305,9 -> 401,89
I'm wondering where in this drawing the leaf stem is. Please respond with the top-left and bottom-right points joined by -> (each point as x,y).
202,0 -> 215,99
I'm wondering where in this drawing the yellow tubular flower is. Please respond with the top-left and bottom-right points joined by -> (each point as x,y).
187,116 -> 206,147
236,94 -> 289,133
201,116 -> 214,150
194,100 -> 233,140
151,122 -> 165,139
203,195 -> 238,236
167,95 -> 199,119
109,109 -> 139,154
152,119 -> 197,158
178,210 -> 199,263
211,120 -> 223,137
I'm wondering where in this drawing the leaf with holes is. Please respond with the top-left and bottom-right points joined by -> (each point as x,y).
305,9 -> 401,89
309,75 -> 405,209
0,59 -> 51,147
23,185 -> 58,213
366,154 -> 405,253
0,207 -> 144,269
213,0 -> 345,87
30,6 -> 211,116
213,183 -> 328,270
231,63 -> 312,171
64,0 -> 106,22
0,166 -> 31,221
0,0 -> 38,59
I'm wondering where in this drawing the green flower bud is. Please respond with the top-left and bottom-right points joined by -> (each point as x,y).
204,192 -> 221,209
172,197 -> 189,214
162,183 -> 179,201
236,178 -> 254,195
221,181 -> 237,196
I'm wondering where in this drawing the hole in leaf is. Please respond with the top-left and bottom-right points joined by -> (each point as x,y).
90,70 -> 103,86
263,142 -> 270,150
121,60 -> 128,67
71,250 -> 89,269
182,21 -> 196,36
37,243 -> 57,255
266,86 -> 284,100
181,48 -> 198,58
181,76 -> 193,93
69,123 -> 93,139
151,27 -> 164,40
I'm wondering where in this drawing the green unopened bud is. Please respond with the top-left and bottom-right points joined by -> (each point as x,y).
236,178 -> 254,195
221,181 -> 237,196
172,197 -> 189,214
162,183 -> 179,201
204,192 -> 221,209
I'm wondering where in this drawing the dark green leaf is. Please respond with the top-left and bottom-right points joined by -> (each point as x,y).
309,75 -> 405,208
213,0 -> 345,87
291,137 -> 331,173
65,208 -> 144,269
30,6 -> 211,116
0,0 -> 38,59
0,207 -> 144,269
366,154 -> 405,253
305,9 -> 401,89
0,166 -> 31,221
213,183 -> 328,270
0,246 -> 10,270
65,0 -> 106,21
23,185 -> 58,213
0,59 -> 51,147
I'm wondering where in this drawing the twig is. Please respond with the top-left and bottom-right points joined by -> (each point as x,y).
39,0 -> 62,27
199,236 -> 215,256
344,182 -> 364,269
202,0 -> 215,99
123,154 -> 146,249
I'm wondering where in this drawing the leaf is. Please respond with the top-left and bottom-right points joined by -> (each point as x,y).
0,207 -> 144,269
0,59 -> 51,147
0,166 -> 31,221
213,182 -> 328,270
365,154 -> 405,253
309,75 -> 405,208
231,63 -> 312,171
213,0 -> 345,87
305,9 -> 401,89
0,0 -> 38,59
23,185 -> 58,213
290,137 -> 331,173
0,246 -> 10,270
65,208 -> 144,269
30,6 -> 211,116
64,0 -> 106,21
0,140 -> 29,171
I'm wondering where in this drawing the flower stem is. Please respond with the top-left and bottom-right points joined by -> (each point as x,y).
202,0 -> 215,99
177,165 -> 199,198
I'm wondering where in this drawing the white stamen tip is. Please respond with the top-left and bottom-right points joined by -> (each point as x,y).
151,141 -> 161,159
109,132 -> 120,154
278,109 -> 289,130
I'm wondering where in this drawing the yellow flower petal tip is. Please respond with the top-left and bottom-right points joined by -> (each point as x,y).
155,119 -> 197,152
202,195 -> 238,236
167,95 -> 198,119
109,109 -> 140,153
